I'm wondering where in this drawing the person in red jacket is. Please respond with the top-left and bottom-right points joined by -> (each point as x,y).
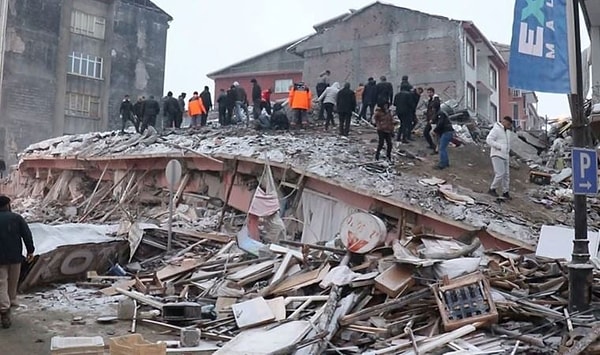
288,82 -> 312,128
260,89 -> 272,115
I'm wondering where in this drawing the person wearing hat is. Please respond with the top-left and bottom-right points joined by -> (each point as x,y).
486,116 -> 513,199
0,195 -> 34,328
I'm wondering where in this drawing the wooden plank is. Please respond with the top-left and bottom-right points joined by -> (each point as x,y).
266,297 -> 286,321
269,264 -> 331,295
231,297 -> 275,329
150,227 -> 232,244
227,260 -> 277,281
215,297 -> 237,320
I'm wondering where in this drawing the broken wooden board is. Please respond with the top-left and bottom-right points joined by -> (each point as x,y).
227,260 -> 277,281
266,297 -> 286,321
147,226 -> 232,243
374,264 -> 414,297
231,297 -> 275,329
213,320 -> 310,355
269,264 -> 331,295
215,297 -> 237,320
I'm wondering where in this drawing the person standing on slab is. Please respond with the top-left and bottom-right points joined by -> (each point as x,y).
0,195 -> 34,329
487,116 -> 513,199
336,82 -> 357,136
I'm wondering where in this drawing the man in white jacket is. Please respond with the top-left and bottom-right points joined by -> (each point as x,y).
486,116 -> 513,199
316,82 -> 340,130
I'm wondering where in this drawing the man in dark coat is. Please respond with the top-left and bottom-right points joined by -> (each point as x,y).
176,93 -> 186,128
163,91 -> 181,129
424,87 -> 441,153
393,83 -> 415,143
226,86 -> 237,124
140,95 -> 160,132
199,86 -> 212,126
0,195 -> 34,328
375,75 -> 394,108
217,89 -> 228,125
359,77 -> 377,121
250,79 -> 262,120
433,110 -> 455,170
336,82 -> 357,136
119,95 -> 138,133
133,96 -> 145,125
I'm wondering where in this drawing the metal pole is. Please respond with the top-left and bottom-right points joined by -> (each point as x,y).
569,0 -> 593,312
167,184 -> 173,252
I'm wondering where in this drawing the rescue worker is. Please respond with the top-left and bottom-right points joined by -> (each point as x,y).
316,70 -> 331,121
188,91 -> 206,128
288,82 -> 312,128
233,82 -> 248,125
226,86 -> 237,124
355,83 -> 365,119
424,87 -> 441,154
393,83 -> 415,143
162,91 -> 181,129
316,82 -> 340,130
0,195 -> 34,329
433,110 -> 455,170
336,82 -> 357,136
133,96 -> 145,127
373,103 -> 394,162
199,86 -> 212,127
360,77 -> 377,122
260,89 -> 272,115
140,95 -> 160,132
487,116 -> 513,199
119,94 -> 138,133
217,89 -> 228,125
375,75 -> 393,108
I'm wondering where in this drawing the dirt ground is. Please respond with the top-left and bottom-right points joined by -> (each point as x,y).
1,287 -> 176,355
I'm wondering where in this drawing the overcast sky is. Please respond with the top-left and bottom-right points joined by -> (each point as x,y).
152,0 -> 590,118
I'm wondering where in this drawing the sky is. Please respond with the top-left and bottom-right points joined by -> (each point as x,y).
151,0 -> 590,119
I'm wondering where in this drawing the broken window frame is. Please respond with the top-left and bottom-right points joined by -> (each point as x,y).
274,79 -> 293,94
489,65 -> 498,90
65,92 -> 101,119
68,52 -> 104,80
70,10 -> 106,40
466,39 -> 475,68
466,83 -> 475,111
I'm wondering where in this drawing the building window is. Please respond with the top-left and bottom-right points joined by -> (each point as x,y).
274,79 -> 293,93
65,92 -> 101,118
512,103 -> 520,121
490,103 -> 498,122
68,52 -> 103,79
489,66 -> 497,90
466,39 -> 475,67
70,10 -> 106,39
466,83 -> 475,110
510,88 -> 521,97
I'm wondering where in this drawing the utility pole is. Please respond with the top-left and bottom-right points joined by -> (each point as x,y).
568,0 -> 593,312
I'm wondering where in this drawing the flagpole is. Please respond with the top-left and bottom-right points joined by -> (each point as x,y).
568,0 -> 593,312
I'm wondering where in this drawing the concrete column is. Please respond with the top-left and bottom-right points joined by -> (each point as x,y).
591,26 -> 600,103
52,0 -> 74,136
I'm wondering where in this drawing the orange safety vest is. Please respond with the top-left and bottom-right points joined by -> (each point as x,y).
188,97 -> 206,116
289,88 -> 312,110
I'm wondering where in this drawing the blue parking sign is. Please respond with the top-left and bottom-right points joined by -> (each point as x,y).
572,148 -> 598,195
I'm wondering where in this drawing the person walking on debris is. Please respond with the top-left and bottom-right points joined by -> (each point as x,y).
0,195 -> 34,329
260,88 -> 272,115
288,82 -> 312,129
411,87 -> 424,134
393,82 -> 415,143
140,95 -> 160,132
373,103 -> 394,162
424,87 -> 441,154
487,116 -> 513,200
163,91 -> 182,129
433,109 -> 454,170
176,93 -> 186,128
188,91 -> 206,128
200,86 -> 213,127
217,89 -> 228,125
119,94 -> 138,133
336,82 -> 357,136
233,82 -> 248,125
400,75 -> 412,92
226,86 -> 237,125
316,82 -> 340,130
375,75 -> 394,108
360,77 -> 377,122
250,79 -> 262,120
355,83 -> 364,119
133,96 -> 145,128
316,70 -> 331,121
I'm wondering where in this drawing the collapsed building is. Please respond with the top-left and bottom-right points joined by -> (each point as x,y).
3,122 -> 600,353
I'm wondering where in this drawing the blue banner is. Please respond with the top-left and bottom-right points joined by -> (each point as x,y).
508,0 -> 572,93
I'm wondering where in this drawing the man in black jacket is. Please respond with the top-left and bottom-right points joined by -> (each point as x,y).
433,111 -> 455,170
217,89 -> 228,125
163,91 -> 181,129
176,93 -> 186,128
133,96 -> 145,126
119,95 -> 138,133
359,77 -> 377,121
393,83 -> 415,143
226,86 -> 237,124
375,75 -> 394,108
200,87 -> 212,127
336,83 -> 357,136
424,87 -> 441,153
0,195 -> 34,328
250,79 -> 262,120
141,95 -> 160,132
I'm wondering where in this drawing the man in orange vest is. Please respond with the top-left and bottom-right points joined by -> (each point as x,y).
288,82 -> 312,128
188,91 -> 206,128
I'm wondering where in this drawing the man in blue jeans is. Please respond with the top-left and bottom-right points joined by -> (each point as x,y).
433,111 -> 454,169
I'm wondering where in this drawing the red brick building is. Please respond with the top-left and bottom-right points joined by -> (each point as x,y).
207,41 -> 304,102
